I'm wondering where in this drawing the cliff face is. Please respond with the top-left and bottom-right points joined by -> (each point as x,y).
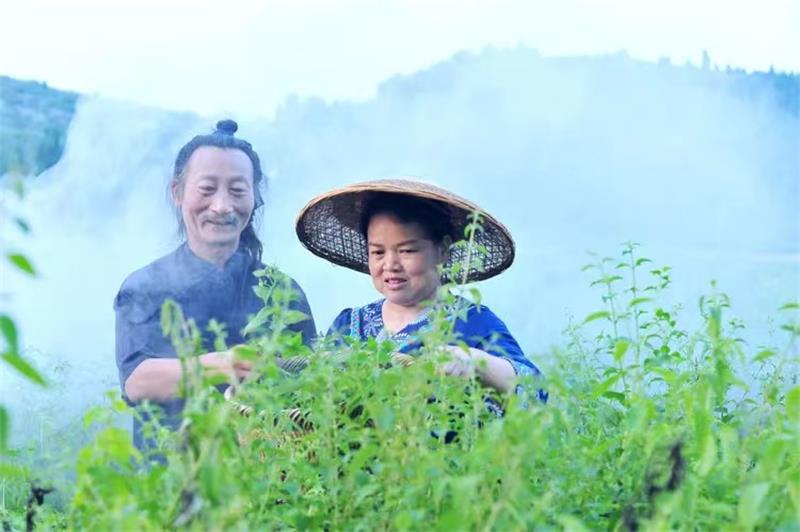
0,76 -> 78,176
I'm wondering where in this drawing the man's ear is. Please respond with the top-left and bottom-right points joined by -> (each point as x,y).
171,181 -> 182,207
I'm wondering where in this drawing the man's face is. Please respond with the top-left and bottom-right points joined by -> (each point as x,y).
172,146 -> 255,258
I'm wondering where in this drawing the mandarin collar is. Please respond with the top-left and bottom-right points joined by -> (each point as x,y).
179,243 -> 250,278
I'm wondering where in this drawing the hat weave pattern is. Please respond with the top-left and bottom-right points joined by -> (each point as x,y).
296,179 -> 515,282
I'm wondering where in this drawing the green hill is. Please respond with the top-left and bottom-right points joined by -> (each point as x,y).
0,53 -> 796,179
0,76 -> 78,176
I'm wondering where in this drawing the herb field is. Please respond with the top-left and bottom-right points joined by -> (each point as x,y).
1,245 -> 798,531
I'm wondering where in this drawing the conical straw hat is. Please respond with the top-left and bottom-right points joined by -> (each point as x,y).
295,178 -> 515,282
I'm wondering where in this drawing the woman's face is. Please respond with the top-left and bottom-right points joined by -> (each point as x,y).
173,146 -> 255,258
366,213 -> 447,308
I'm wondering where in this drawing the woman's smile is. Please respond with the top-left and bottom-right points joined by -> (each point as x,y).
383,276 -> 408,290
367,213 -> 446,309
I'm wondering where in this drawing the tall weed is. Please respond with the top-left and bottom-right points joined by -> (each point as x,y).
4,243 -> 799,530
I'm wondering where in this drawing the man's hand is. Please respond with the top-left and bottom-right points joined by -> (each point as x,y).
125,350 -> 253,403
199,350 -> 253,381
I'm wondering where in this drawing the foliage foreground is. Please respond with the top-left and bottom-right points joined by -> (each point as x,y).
2,245 -> 799,531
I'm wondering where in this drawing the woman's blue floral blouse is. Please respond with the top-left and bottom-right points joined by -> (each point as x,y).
327,298 -> 547,403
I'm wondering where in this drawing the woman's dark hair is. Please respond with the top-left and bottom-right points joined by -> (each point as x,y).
172,119 -> 266,262
359,192 -> 454,245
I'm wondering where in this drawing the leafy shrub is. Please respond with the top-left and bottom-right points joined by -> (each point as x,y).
3,243 -> 798,530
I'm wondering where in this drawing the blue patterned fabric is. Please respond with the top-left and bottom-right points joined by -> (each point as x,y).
327,298 -> 547,403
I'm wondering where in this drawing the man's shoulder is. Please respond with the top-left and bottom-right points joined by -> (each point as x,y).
118,246 -> 192,304
255,264 -> 309,294
118,245 -> 185,295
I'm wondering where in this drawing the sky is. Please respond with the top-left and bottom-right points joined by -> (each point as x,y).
2,0 -> 798,118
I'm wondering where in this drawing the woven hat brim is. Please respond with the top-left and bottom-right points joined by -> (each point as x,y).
295,179 -> 515,282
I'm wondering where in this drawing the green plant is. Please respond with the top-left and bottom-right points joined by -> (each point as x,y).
0,175 -> 47,450
4,239 -> 799,530
0,174 -> 52,530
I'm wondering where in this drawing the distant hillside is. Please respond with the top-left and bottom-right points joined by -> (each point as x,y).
0,51 -> 797,179
373,50 -> 798,117
0,76 -> 78,176
261,48 -> 799,254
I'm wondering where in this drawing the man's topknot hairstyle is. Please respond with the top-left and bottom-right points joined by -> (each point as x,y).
172,119 -> 266,262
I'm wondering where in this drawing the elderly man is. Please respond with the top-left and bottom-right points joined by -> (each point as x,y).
114,120 -> 316,453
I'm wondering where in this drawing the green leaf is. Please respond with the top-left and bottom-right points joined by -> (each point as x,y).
591,374 -> 621,398
283,309 -> 309,326
590,275 -> 623,287
787,386 -> 800,424
7,253 -> 36,276
696,428 -> 717,476
779,302 -> 799,311
14,217 -> 30,234
635,258 -> 652,266
376,405 -> 395,431
253,283 -> 274,301
650,367 -> 678,384
1,352 -> 46,386
468,287 -> 482,307
0,461 -> 26,479
0,406 -> 8,453
780,323 -> 800,335
243,306 -> 274,337
0,315 -> 18,353
738,482 -> 770,529
612,340 -> 630,363
557,515 -> 590,532
231,344 -> 259,361
82,405 -> 109,430
628,297 -> 652,308
752,349 -> 775,363
582,310 -> 610,325
602,391 -> 627,405
96,427 -> 139,463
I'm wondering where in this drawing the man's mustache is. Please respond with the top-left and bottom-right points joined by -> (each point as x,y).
202,215 -> 240,225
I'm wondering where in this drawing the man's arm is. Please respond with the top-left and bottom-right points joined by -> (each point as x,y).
124,352 -> 251,403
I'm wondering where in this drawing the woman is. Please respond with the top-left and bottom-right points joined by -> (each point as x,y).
114,120 -> 316,452
296,179 -> 544,399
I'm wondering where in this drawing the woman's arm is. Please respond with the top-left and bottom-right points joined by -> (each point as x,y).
124,352 -> 252,403
440,346 -> 517,393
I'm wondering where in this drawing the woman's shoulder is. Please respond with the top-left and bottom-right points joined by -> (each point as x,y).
326,307 -> 355,338
452,299 -> 511,334
327,299 -> 383,337
338,299 -> 383,321
454,298 -> 501,320
331,307 -> 354,323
